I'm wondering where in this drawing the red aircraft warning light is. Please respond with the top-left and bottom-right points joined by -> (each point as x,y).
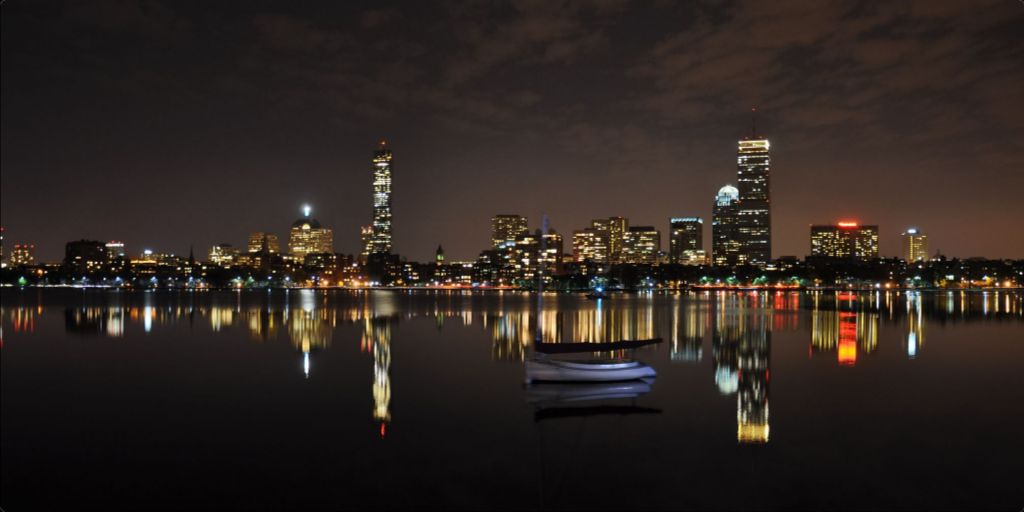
837,221 -> 859,228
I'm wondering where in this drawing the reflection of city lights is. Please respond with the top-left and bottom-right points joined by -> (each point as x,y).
303,351 -> 310,378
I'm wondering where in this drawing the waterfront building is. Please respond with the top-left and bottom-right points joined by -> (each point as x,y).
10,244 -> 35,266
370,140 -> 393,255
622,226 -> 660,265
491,214 -> 529,249
513,229 -> 563,283
64,239 -> 107,274
810,222 -> 879,259
736,129 -> 771,267
435,245 -> 445,264
712,185 -> 742,266
288,205 -> 334,260
679,249 -> 708,266
572,228 -> 608,263
669,217 -> 703,263
902,228 -> 928,262
247,232 -> 280,254
104,241 -> 126,260
209,243 -> 240,266
592,217 -> 628,263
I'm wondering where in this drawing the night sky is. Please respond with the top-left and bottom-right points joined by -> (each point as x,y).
2,0 -> 1023,262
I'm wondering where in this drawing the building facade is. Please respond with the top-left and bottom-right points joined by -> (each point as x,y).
491,214 -> 529,249
669,217 -> 703,263
736,138 -> 771,267
572,228 -> 608,263
10,244 -> 35,266
370,140 -> 393,255
622,226 -> 660,265
902,228 -> 928,262
810,222 -> 879,259
592,217 -> 627,263
288,206 -> 334,260
247,232 -> 280,254
712,185 -> 742,266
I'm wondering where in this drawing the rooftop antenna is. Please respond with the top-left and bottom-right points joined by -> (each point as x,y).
751,106 -> 757,138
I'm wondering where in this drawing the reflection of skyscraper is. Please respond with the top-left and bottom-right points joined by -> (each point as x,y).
370,140 -> 394,255
736,308 -> 770,444
671,299 -> 705,362
810,293 -> 879,366
906,292 -> 925,358
363,317 -> 392,436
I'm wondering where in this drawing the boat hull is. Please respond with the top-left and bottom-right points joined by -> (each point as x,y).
525,358 -> 656,383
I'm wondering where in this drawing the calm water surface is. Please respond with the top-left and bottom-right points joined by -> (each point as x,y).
2,289 -> 1022,510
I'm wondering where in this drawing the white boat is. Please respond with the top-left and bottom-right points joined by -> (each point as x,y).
525,380 -> 653,404
525,356 -> 656,383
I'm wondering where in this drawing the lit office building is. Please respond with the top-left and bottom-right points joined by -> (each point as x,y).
491,214 -> 529,249
247,232 -> 280,254
104,241 -> 126,260
572,228 -> 608,263
369,140 -> 393,255
514,229 -> 563,282
10,244 -> 35,266
810,222 -> 879,259
622,226 -> 660,265
669,217 -> 703,263
902,227 -> 928,262
592,217 -> 628,263
288,205 -> 334,260
736,136 -> 771,267
712,185 -> 742,266
209,243 -> 240,266
64,239 -> 107,274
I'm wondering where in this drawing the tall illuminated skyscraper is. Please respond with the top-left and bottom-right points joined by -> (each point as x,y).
712,185 -> 741,266
592,217 -> 628,263
622,226 -> 660,265
370,140 -> 393,255
902,228 -> 928,262
736,114 -> 771,267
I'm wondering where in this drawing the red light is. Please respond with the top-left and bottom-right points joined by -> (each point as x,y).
837,221 -> 858,228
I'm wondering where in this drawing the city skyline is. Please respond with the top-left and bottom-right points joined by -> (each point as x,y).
3,1 -> 1023,262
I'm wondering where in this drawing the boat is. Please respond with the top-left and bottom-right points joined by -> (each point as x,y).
525,356 -> 657,383
584,286 -> 609,300
525,379 -> 654,404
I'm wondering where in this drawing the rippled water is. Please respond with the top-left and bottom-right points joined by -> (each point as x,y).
2,288 -> 1022,509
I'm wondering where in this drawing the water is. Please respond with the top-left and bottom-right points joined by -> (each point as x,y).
2,288 -> 1022,510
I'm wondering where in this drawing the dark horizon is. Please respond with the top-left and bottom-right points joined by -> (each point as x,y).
3,1 -> 1023,262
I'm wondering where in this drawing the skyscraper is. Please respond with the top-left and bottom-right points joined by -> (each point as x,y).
902,228 -> 928,262
288,205 -> 334,260
592,217 -> 627,263
491,214 -> 528,249
669,217 -> 703,263
572,228 -> 608,263
370,140 -> 393,255
736,119 -> 771,266
10,244 -> 35,266
622,226 -> 660,265
712,185 -> 741,266
247,232 -> 280,254
810,222 -> 879,259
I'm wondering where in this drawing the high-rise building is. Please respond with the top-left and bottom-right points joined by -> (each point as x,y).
209,243 -> 240,266
360,225 -> 374,258
513,229 -> 563,282
64,240 -> 107,274
810,222 -> 879,259
247,232 -> 280,254
491,214 -> 529,249
712,185 -> 742,266
669,217 -> 703,263
370,140 -> 393,255
10,244 -> 35,266
572,228 -> 608,263
902,227 -> 928,262
288,205 -> 334,260
622,226 -> 660,265
592,217 -> 627,263
736,127 -> 771,267
104,241 -> 126,260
